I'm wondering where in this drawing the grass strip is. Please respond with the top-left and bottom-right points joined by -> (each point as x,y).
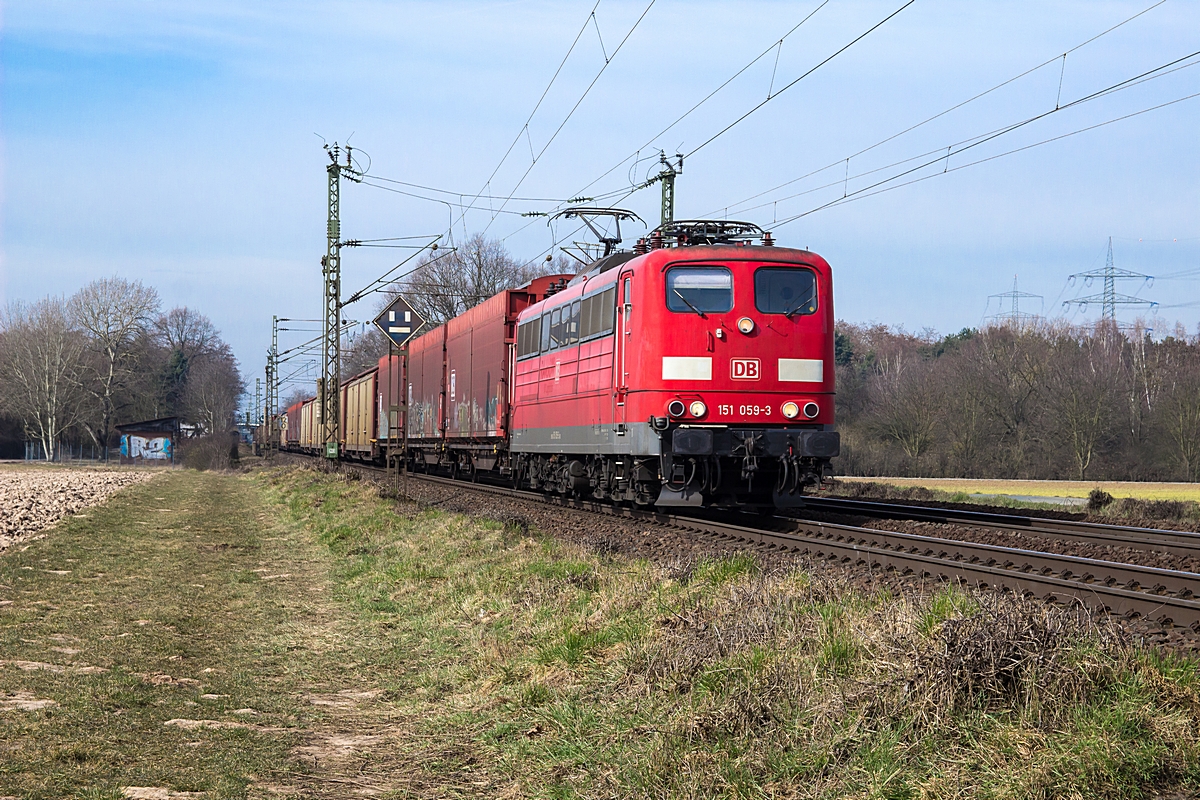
6,464 -> 1200,798
263,466 -> 1200,798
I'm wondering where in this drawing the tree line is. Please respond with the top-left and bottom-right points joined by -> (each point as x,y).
834,320 -> 1200,482
0,278 -> 245,460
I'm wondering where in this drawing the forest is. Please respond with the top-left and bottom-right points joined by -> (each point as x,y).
0,278 -> 244,459
834,320 -> 1200,482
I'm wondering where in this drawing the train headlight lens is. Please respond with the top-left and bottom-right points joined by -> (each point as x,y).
689,400 -> 707,418
737,317 -> 755,334
667,400 -> 686,418
781,401 -> 800,419
803,402 -> 820,419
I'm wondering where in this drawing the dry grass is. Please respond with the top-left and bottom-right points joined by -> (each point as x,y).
264,466 -> 1200,798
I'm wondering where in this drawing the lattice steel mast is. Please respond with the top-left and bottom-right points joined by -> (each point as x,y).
986,275 -> 1042,328
1063,237 -> 1156,326
320,143 -> 361,458
265,315 -> 279,452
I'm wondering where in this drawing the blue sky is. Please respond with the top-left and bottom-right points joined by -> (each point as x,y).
3,0 -> 1198,394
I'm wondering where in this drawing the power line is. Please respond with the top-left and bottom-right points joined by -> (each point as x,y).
478,0 -> 658,236
495,0 -> 911,242
547,0 -> 832,211
453,1 -> 604,233
714,0 -> 1167,217
359,179 -> 530,216
717,53 -> 1200,221
769,53 -> 1200,228
358,174 -> 581,203
685,0 -> 916,159
342,240 -> 448,307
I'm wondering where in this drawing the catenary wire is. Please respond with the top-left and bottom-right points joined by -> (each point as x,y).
477,0 -> 657,237
718,53 -> 1200,218
451,1 -> 604,234
685,0 -> 916,159
772,88 -> 1200,228
714,0 -> 1168,215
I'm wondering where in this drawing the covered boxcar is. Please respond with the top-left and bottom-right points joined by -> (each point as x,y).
439,275 -> 569,474
299,397 -> 321,452
341,367 -> 378,459
377,351 -> 404,447
282,401 -> 304,448
406,323 -> 446,455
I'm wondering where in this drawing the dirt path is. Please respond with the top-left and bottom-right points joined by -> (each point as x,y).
0,469 -> 425,799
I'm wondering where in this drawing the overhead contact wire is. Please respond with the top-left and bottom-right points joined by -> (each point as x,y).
713,0 -> 1169,216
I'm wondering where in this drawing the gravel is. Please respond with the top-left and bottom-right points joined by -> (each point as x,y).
0,467 -> 155,551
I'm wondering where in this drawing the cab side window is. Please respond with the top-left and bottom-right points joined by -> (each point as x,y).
567,300 -> 581,344
517,316 -> 542,359
540,311 -> 552,352
549,307 -> 563,349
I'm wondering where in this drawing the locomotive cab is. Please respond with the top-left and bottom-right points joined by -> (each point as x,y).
510,219 -> 840,510
621,227 -> 839,507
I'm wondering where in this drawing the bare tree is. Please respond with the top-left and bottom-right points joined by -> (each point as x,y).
1044,332 -> 1122,480
0,298 -> 87,459
281,387 -> 313,410
69,277 -> 161,456
183,346 -> 244,435
155,306 -> 220,359
341,324 -> 391,381
959,325 -> 1051,476
398,233 -> 563,325
154,307 -> 222,417
867,353 -> 941,474
1155,347 -> 1200,481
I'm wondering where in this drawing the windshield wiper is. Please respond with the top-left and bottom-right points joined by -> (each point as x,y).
784,289 -> 816,319
673,289 -> 706,318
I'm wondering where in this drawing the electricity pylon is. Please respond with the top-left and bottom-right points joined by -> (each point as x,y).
1063,237 -> 1157,326
986,275 -> 1042,328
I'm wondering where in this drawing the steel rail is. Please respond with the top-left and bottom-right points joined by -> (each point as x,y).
385,467 -> 1200,629
800,496 -> 1200,557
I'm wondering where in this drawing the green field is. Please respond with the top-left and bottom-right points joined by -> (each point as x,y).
837,476 -> 1200,502
3,465 -> 1200,798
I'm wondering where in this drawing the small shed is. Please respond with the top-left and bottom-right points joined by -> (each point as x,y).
116,417 -> 180,465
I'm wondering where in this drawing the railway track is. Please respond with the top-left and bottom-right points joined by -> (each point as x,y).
800,496 -> 1200,557
336,460 -> 1200,631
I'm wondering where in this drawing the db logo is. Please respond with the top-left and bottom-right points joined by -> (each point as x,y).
731,358 -> 760,380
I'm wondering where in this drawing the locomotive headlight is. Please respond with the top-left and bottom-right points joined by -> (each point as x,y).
689,400 -> 707,418
781,401 -> 800,419
737,317 -> 755,334
667,400 -> 686,418
803,402 -> 820,419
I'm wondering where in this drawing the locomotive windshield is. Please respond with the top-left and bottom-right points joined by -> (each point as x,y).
754,267 -> 817,317
666,267 -> 733,314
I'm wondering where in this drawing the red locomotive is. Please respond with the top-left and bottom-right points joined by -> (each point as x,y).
283,220 -> 840,508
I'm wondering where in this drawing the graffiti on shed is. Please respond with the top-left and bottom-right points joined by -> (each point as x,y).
115,417 -> 180,466
121,435 -> 172,461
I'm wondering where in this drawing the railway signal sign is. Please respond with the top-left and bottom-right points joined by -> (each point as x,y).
373,296 -> 425,347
